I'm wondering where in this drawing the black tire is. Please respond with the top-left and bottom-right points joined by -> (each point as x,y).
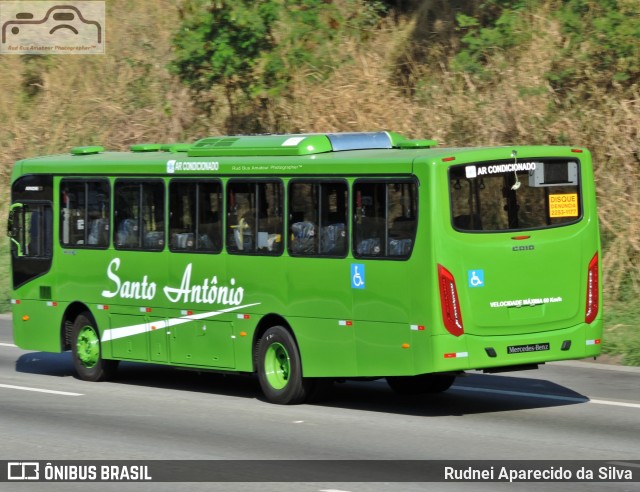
256,325 -> 314,404
386,374 -> 456,395
70,312 -> 118,382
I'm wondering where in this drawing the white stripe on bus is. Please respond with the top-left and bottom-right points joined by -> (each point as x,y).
100,303 -> 261,342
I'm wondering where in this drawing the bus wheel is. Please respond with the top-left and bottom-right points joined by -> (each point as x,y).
386,374 -> 456,395
71,312 -> 118,382
257,326 -> 313,405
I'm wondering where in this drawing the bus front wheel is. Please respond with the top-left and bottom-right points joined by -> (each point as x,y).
71,312 -> 118,382
386,374 -> 456,395
256,326 -> 313,404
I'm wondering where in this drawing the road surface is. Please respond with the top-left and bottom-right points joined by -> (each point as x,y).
0,314 -> 638,492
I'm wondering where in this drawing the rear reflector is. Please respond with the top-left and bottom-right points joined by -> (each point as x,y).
444,352 -> 468,358
438,264 -> 464,336
585,252 -> 599,324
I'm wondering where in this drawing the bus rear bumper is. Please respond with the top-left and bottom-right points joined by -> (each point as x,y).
427,320 -> 604,373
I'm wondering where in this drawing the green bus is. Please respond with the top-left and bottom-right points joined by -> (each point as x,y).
7,132 -> 602,404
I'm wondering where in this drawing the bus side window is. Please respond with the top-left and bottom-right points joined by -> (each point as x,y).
353,180 -> 417,259
288,180 -> 347,257
169,180 -> 222,253
227,181 -> 283,255
60,179 -> 110,248
114,180 -> 164,251
288,183 -> 318,255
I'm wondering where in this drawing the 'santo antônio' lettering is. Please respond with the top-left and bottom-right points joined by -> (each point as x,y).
101,258 -> 156,300
163,263 -> 244,306
101,259 -> 244,306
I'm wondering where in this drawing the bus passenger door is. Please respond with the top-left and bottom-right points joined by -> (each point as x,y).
351,261 -> 416,376
351,180 -> 419,377
9,176 -> 57,352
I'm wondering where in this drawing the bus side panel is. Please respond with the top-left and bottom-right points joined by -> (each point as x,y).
351,260 -> 415,324
285,258 -> 355,377
354,320 -> 414,377
285,258 -> 351,320
293,317 -> 357,377
149,315 -> 169,362
231,312 -> 255,372
109,314 -> 149,360
169,318 -> 235,368
12,300 -> 64,353
167,254 -> 237,369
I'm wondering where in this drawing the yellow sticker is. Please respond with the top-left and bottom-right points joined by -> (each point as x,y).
549,193 -> 579,218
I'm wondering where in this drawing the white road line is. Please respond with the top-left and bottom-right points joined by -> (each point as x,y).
589,399 -> 640,409
0,384 -> 83,396
453,385 -> 640,409
0,342 -> 18,348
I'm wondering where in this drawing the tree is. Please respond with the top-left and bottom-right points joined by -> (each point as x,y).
170,0 -> 280,118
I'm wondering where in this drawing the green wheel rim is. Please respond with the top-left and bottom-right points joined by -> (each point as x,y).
76,325 -> 100,368
264,342 -> 290,390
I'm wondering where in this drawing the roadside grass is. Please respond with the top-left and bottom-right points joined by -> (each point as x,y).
603,301 -> 640,366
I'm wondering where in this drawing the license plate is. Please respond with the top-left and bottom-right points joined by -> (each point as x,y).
507,343 -> 550,354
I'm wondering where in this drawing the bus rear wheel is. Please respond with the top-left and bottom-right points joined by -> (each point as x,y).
256,326 -> 313,405
71,312 -> 118,382
386,374 -> 456,395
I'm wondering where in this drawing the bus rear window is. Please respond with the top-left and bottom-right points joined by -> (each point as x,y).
449,159 -> 581,232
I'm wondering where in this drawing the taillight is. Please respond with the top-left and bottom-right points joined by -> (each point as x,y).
438,264 -> 464,336
585,252 -> 599,324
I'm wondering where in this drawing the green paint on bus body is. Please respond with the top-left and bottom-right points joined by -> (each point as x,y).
7,132 -> 602,402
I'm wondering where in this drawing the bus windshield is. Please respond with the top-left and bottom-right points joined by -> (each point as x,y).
449,159 -> 581,232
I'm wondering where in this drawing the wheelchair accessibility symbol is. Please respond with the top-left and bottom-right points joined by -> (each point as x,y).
351,263 -> 365,289
468,270 -> 485,288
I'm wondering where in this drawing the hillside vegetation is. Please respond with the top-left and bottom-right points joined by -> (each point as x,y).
1,0 -> 639,363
